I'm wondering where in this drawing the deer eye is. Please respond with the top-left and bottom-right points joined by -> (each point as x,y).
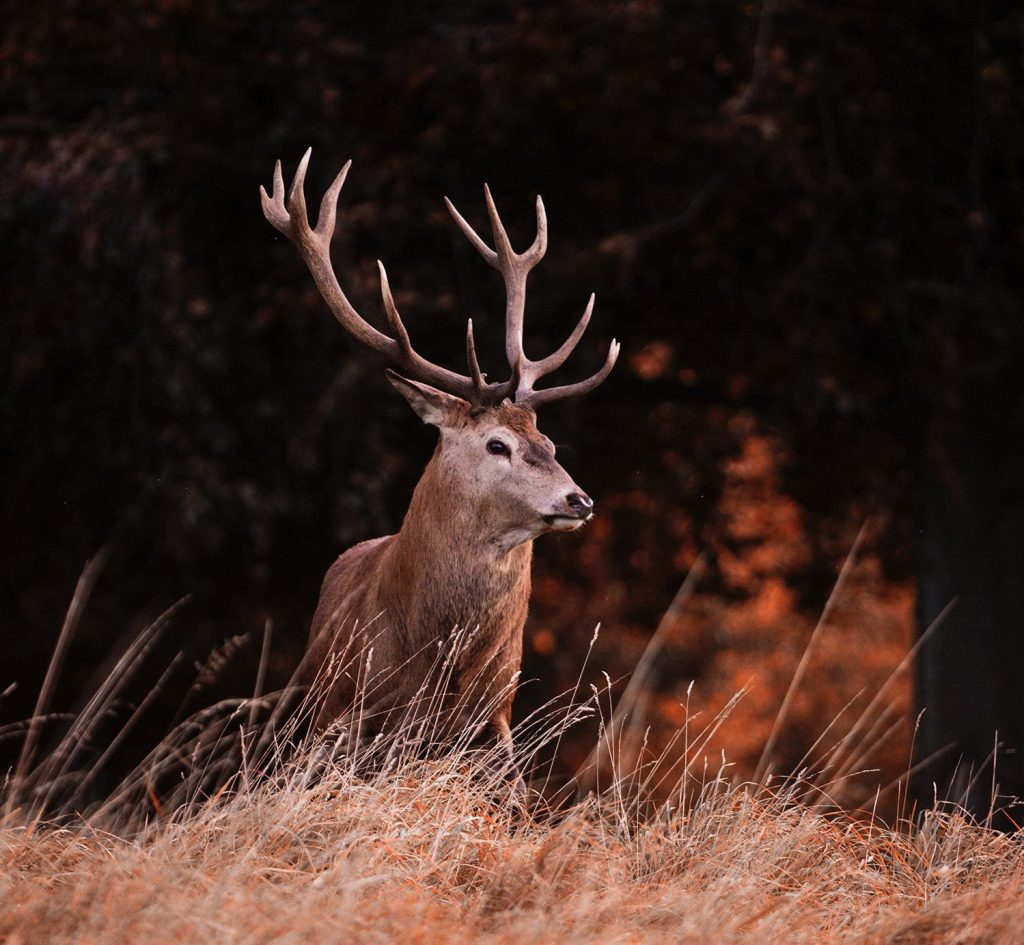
487,439 -> 511,456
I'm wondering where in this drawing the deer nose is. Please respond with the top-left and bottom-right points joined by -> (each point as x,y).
566,492 -> 594,519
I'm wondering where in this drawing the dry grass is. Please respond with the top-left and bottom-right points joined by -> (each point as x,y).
3,564 -> 1022,944
3,748 -> 1024,944
4,675 -> 1024,945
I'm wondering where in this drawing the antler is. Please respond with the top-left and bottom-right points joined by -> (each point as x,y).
261,150 -> 515,406
445,186 -> 619,410
262,150 -> 617,411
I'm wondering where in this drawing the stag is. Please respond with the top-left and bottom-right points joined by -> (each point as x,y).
261,150 -> 618,790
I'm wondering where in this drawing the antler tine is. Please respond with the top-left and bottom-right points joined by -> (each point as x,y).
527,194 -> 548,264
286,147 -> 312,225
465,317 -> 521,405
377,261 -> 415,358
315,160 -> 351,238
259,160 -> 290,234
518,339 -> 621,411
528,293 -> 595,379
444,196 -> 497,264
465,319 -> 487,401
482,184 -> 515,260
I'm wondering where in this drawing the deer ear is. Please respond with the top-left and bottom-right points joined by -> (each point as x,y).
385,370 -> 467,426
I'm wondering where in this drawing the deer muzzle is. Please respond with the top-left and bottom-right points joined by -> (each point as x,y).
544,491 -> 594,529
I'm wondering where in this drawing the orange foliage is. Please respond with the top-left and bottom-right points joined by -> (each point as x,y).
530,415 -> 914,814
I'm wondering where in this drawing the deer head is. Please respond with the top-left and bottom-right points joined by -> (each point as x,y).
261,150 -> 618,551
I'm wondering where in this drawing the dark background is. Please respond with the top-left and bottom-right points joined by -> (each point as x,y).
3,1 -> 1022,817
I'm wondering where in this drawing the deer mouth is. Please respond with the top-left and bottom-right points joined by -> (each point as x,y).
543,513 -> 592,530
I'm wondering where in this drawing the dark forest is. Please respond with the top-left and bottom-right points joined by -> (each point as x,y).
3,1 -> 1023,821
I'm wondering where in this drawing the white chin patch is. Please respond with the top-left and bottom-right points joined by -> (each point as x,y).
544,514 -> 588,531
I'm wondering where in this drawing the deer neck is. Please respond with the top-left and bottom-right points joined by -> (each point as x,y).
382,451 -> 533,615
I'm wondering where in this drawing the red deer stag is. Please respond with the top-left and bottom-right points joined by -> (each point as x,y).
261,150 -> 618,789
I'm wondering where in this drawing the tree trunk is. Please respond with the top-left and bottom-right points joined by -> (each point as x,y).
915,377 -> 1024,826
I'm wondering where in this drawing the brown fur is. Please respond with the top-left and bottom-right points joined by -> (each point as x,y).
301,397 -> 589,779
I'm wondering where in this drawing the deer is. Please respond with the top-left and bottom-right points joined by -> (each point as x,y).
260,150 -> 618,794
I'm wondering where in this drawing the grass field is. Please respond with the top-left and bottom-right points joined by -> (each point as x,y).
3,743 -> 1023,944
3,566 -> 1021,944
4,670 -> 1023,944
